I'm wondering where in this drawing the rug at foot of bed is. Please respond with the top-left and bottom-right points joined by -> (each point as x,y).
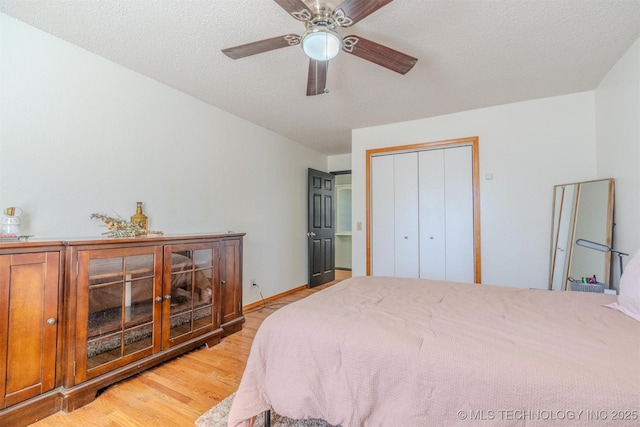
196,393 -> 337,427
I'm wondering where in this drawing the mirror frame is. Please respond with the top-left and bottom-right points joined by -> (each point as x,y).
548,178 -> 615,290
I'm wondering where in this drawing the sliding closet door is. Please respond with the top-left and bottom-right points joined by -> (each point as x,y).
441,146 -> 474,282
370,144 -> 476,282
418,149 -> 446,280
418,146 -> 473,282
371,153 -> 420,277
394,153 -> 419,278
371,155 -> 395,276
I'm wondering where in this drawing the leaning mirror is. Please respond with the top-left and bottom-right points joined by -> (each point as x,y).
548,178 -> 614,291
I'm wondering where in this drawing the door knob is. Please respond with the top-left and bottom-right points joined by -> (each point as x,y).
306,232 -> 316,237
47,318 -> 56,325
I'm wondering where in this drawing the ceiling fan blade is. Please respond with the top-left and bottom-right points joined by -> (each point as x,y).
273,0 -> 313,22
307,59 -> 328,96
333,0 -> 393,27
222,35 -> 301,59
342,35 -> 417,74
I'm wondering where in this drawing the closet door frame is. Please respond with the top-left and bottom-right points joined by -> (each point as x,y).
366,136 -> 482,283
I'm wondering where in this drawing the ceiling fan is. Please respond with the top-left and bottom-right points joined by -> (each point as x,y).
222,0 -> 418,96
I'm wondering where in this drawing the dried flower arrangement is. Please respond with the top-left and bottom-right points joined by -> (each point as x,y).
90,213 -> 163,238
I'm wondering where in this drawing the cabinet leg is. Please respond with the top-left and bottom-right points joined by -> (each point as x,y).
204,334 -> 221,348
60,388 -> 99,413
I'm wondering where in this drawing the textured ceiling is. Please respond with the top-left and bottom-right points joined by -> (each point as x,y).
1,0 -> 639,155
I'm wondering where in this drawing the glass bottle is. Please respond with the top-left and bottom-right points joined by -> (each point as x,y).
131,202 -> 148,231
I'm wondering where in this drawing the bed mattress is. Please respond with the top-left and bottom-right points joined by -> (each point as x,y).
228,276 -> 639,426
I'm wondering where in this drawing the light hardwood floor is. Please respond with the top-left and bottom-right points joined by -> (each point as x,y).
29,270 -> 351,427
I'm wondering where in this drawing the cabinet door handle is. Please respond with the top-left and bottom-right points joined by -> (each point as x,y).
47,318 -> 56,325
221,280 -> 226,285
164,294 -> 172,300
156,296 -> 163,302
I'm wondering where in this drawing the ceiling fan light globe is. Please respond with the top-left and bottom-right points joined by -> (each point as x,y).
302,28 -> 342,61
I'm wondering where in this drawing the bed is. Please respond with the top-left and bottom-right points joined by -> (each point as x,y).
228,265 -> 640,426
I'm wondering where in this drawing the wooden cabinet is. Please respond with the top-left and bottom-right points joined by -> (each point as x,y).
220,237 -> 243,335
72,244 -> 164,383
163,242 -> 220,347
0,233 -> 244,425
63,234 -> 244,410
0,244 -> 63,425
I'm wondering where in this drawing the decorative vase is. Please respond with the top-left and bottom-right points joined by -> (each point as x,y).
1,207 -> 22,236
131,202 -> 148,231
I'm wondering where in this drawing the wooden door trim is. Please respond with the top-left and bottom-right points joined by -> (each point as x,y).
366,136 -> 482,283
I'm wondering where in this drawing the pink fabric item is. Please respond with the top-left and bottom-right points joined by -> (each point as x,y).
228,276 -> 640,427
606,250 -> 640,321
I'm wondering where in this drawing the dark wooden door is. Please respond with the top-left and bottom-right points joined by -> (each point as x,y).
308,168 -> 335,287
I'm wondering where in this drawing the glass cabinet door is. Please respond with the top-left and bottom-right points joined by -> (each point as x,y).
163,242 -> 218,347
76,246 -> 163,382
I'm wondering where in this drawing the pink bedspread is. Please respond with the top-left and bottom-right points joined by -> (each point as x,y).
228,276 -> 640,426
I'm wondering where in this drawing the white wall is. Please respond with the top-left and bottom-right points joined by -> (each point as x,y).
352,92 -> 598,289
595,37 -> 640,282
0,13 -> 327,304
328,154 -> 352,172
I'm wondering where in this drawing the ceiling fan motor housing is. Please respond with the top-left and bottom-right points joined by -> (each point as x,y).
301,15 -> 343,61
